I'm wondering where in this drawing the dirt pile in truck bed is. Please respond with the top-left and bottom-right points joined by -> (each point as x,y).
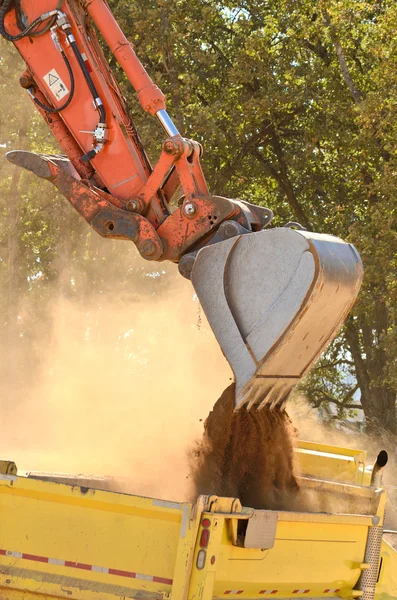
190,383 -> 299,510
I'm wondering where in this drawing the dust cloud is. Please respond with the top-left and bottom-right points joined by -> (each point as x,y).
1,244 -> 396,516
0,258 -> 232,501
289,394 -> 397,471
289,395 -> 397,525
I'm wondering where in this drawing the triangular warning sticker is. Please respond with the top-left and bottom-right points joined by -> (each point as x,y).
48,73 -> 59,86
43,69 -> 69,100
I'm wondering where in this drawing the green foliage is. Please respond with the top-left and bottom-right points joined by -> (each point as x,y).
110,0 -> 397,431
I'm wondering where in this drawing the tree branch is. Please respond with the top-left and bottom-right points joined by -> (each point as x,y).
302,39 -> 331,66
253,138 -> 312,230
345,318 -> 371,398
312,359 -> 354,371
322,10 -> 363,105
314,384 -> 362,411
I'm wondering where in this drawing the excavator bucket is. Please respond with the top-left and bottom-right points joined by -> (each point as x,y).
191,228 -> 363,410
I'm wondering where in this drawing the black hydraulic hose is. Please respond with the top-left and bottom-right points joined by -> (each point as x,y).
30,48 -> 75,113
0,0 -> 64,40
14,0 -> 25,31
0,0 -> 54,41
63,25 -> 107,161
65,26 -> 106,124
0,0 -> 106,160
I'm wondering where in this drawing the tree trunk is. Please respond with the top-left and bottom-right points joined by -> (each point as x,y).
160,8 -> 184,134
345,318 -> 397,436
5,124 -> 28,404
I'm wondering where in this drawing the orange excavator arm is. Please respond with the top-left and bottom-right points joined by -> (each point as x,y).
1,0 -> 364,410
2,0 -> 272,269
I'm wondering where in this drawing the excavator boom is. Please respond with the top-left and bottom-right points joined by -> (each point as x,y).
1,0 -> 363,408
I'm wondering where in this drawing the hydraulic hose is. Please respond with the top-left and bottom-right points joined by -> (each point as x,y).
61,26 -> 107,160
0,1 -> 73,112
0,1 -> 106,159
0,0 -> 60,41
29,48 -> 75,113
65,26 -> 106,124
14,0 -> 64,36
14,0 -> 26,31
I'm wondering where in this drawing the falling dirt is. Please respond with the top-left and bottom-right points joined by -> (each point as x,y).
190,383 -> 300,510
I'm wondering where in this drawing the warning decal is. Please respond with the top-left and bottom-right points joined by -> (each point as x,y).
43,68 -> 69,101
48,73 -> 59,86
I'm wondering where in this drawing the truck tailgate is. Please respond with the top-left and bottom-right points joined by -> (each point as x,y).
0,471 -> 194,600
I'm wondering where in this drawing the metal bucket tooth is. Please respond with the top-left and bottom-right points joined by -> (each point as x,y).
191,228 -> 363,410
242,380 -> 293,411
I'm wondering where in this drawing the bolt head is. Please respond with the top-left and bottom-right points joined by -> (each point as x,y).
19,74 -> 34,89
127,199 -> 141,213
184,202 -> 197,216
163,139 -> 179,155
221,222 -> 240,239
141,240 -> 156,257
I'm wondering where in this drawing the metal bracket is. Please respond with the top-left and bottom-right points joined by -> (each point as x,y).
244,511 -> 278,549
0,461 -> 17,476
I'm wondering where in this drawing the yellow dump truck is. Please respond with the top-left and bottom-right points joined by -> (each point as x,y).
0,441 -> 396,600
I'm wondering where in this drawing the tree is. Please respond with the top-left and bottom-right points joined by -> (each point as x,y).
109,0 -> 397,434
